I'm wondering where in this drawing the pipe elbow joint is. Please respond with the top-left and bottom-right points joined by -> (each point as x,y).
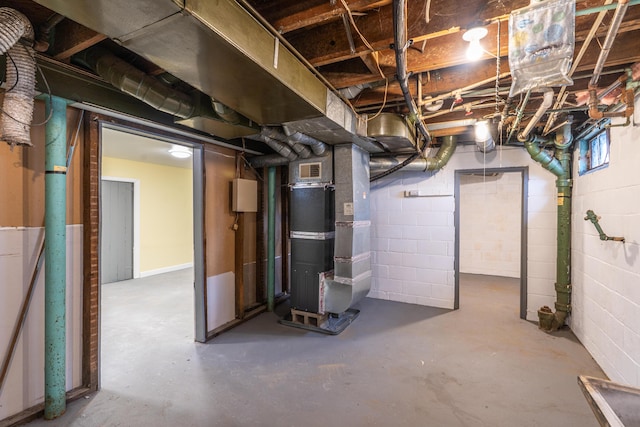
517,132 -> 528,143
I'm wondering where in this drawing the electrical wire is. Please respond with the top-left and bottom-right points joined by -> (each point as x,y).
366,78 -> 389,121
66,109 -> 84,168
339,0 -> 385,79
4,51 -> 19,92
0,49 -> 53,127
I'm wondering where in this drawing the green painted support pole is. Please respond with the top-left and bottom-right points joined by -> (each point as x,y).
44,95 -> 67,420
267,166 -> 276,312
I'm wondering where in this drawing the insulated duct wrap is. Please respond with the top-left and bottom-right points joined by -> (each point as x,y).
324,144 -> 371,314
0,7 -> 36,147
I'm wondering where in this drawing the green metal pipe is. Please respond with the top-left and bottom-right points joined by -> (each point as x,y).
44,95 -> 67,419
524,122 -> 573,332
552,147 -> 572,327
425,135 -> 457,171
537,145 -> 572,332
267,166 -> 276,312
576,0 -> 640,16
523,136 -> 564,177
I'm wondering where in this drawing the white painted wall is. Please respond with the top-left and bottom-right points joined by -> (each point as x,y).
0,226 -> 83,420
369,144 -> 558,319
571,97 -> 640,387
459,172 -> 522,278
207,272 -> 236,331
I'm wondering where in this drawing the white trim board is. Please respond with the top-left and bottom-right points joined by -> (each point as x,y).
140,263 -> 194,278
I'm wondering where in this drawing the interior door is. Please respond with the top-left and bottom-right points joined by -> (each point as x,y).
101,179 -> 134,284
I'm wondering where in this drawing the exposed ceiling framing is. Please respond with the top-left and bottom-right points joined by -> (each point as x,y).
3,0 -> 640,149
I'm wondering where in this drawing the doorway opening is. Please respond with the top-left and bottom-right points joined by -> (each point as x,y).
99,123 -> 206,389
454,167 -> 528,319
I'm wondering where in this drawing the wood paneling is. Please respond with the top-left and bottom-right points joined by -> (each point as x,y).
203,145 -> 237,277
0,99 -> 84,227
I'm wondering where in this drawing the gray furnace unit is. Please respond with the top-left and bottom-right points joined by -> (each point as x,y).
281,144 -> 371,334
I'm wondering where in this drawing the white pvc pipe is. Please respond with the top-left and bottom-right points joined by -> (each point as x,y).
518,88 -> 554,141
589,0 -> 630,87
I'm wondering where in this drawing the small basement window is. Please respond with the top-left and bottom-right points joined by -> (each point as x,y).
579,126 -> 610,175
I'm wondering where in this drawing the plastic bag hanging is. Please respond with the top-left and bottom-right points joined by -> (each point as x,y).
508,0 -> 575,97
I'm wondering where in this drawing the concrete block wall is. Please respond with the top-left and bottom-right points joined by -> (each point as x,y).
369,144 -> 558,319
459,172 -> 522,277
571,98 -> 640,387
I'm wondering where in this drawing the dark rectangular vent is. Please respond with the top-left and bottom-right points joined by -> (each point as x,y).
299,162 -> 321,180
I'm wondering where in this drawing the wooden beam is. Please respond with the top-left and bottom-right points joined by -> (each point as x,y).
359,51 -> 383,76
51,20 -> 106,61
288,0 -> 527,67
352,59 -> 511,108
326,22 -> 509,88
289,0 -> 639,67
350,27 -> 640,112
273,0 -> 391,34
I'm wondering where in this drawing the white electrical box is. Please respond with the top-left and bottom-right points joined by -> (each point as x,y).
232,178 -> 258,212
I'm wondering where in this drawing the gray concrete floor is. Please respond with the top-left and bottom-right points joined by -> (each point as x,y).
26,271 -> 604,426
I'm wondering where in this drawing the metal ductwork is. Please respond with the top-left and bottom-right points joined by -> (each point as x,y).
324,144 -> 371,314
35,0 -> 377,152
212,98 -> 241,124
261,126 -> 312,159
370,135 -> 458,173
0,7 -> 36,147
246,133 -> 298,161
367,113 -> 418,152
78,47 -> 195,119
247,153 -> 289,168
283,125 -> 328,156
474,120 -> 496,153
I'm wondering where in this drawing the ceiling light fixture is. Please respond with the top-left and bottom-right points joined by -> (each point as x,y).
474,120 -> 490,142
462,26 -> 488,61
168,145 -> 192,159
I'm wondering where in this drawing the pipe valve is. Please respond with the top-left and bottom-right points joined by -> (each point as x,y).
584,210 -> 625,242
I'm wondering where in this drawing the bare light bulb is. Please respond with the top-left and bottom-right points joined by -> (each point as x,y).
474,120 -> 490,142
466,39 -> 483,61
462,26 -> 488,62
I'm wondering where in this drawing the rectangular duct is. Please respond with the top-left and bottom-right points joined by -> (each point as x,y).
34,0 -> 327,125
34,0 -> 381,152
324,144 -> 371,314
